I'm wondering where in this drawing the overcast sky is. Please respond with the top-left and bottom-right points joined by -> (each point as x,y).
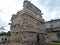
0,0 -> 60,32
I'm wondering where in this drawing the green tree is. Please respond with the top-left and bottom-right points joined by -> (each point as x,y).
7,31 -> 11,36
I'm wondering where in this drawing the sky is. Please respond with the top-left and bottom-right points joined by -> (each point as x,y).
0,0 -> 60,32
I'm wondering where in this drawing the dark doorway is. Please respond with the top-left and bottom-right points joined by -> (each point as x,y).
37,33 -> 45,45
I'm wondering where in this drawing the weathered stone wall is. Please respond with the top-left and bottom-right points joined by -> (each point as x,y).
10,0 -> 45,45
45,19 -> 60,42
45,32 -> 58,42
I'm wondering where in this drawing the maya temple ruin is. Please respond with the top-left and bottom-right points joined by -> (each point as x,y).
8,0 -> 60,45
10,0 -> 45,45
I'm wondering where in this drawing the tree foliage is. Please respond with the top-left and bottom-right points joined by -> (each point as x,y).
0,31 -> 11,36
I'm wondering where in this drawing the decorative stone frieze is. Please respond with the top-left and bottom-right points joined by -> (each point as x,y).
10,0 -> 45,45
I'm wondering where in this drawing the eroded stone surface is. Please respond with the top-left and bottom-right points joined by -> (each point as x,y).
10,0 -> 45,45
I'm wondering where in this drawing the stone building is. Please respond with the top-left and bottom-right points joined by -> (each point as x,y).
45,19 -> 60,42
10,0 -> 45,45
0,35 -> 10,44
9,0 -> 60,45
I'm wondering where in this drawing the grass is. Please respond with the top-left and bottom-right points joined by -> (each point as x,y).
47,42 -> 60,45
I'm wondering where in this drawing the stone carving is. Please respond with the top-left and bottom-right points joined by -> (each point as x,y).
10,0 -> 45,45
23,0 -> 42,15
